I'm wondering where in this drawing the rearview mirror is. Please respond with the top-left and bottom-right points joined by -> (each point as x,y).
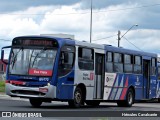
1,46 -> 12,64
1,50 -> 4,61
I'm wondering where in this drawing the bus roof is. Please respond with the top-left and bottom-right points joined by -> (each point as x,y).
105,45 -> 157,57
13,35 -> 157,57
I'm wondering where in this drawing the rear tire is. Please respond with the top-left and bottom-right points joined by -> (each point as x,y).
125,88 -> 134,107
68,87 -> 84,108
117,88 -> 134,107
29,98 -> 42,108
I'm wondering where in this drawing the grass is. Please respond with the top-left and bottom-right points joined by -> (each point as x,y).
0,81 -> 5,93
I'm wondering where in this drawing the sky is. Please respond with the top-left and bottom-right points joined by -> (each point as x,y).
0,0 -> 160,57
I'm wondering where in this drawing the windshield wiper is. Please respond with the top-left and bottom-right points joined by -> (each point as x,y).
11,47 -> 23,69
31,48 -> 46,68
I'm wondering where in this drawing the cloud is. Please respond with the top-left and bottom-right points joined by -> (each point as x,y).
0,1 -> 160,56
0,0 -> 81,12
80,0 -> 160,9
2,0 -> 160,13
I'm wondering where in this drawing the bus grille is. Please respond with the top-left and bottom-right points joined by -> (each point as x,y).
11,90 -> 46,96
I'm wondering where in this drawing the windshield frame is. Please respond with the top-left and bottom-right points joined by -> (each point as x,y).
8,46 -> 58,77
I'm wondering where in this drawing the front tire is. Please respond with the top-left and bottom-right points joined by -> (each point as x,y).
68,87 -> 84,108
29,98 -> 42,108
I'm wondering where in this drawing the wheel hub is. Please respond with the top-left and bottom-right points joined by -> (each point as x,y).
128,92 -> 133,105
75,92 -> 81,103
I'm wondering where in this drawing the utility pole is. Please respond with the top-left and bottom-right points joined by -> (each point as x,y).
117,24 -> 138,47
90,0 -> 93,43
118,30 -> 121,47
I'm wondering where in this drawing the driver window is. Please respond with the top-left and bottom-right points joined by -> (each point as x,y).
58,45 -> 75,77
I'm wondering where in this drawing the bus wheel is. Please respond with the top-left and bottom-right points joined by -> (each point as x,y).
68,87 -> 84,108
85,101 -> 100,106
117,88 -> 134,107
29,98 -> 42,108
125,88 -> 134,107
158,98 -> 160,103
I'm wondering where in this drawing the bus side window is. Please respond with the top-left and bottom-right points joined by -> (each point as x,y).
78,47 -> 94,70
151,58 -> 156,76
124,54 -> 133,73
134,56 -> 142,74
158,66 -> 160,80
113,53 -> 123,73
106,52 -> 113,72
58,46 -> 75,77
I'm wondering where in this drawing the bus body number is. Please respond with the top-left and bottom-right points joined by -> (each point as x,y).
39,78 -> 49,82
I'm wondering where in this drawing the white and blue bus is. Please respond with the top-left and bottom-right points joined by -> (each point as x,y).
1,36 -> 158,107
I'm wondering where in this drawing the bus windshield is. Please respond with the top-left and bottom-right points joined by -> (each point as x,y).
9,48 -> 57,76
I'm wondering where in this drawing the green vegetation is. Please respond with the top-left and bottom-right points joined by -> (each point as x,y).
0,81 -> 5,93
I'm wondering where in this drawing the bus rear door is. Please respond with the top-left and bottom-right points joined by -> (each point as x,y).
143,59 -> 150,99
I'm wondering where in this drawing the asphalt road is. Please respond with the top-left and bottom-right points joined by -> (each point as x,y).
0,97 -> 160,111
0,96 -> 160,120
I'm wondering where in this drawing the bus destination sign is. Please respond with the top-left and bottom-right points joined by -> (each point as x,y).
12,38 -> 58,47
23,40 -> 52,46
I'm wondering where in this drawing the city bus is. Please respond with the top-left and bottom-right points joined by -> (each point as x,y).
1,35 -> 158,108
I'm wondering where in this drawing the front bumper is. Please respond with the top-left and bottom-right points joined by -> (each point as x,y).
5,83 -> 56,99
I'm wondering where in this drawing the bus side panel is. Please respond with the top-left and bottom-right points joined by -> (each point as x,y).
133,75 -> 143,100
149,76 -> 157,99
156,80 -> 160,98
56,72 -> 74,99
104,73 -> 129,100
123,74 -> 143,100
56,71 -> 74,100
103,73 -> 117,100
103,73 -> 144,100
74,70 -> 95,100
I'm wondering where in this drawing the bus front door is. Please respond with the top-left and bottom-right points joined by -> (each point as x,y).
143,60 -> 150,99
94,53 -> 105,99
